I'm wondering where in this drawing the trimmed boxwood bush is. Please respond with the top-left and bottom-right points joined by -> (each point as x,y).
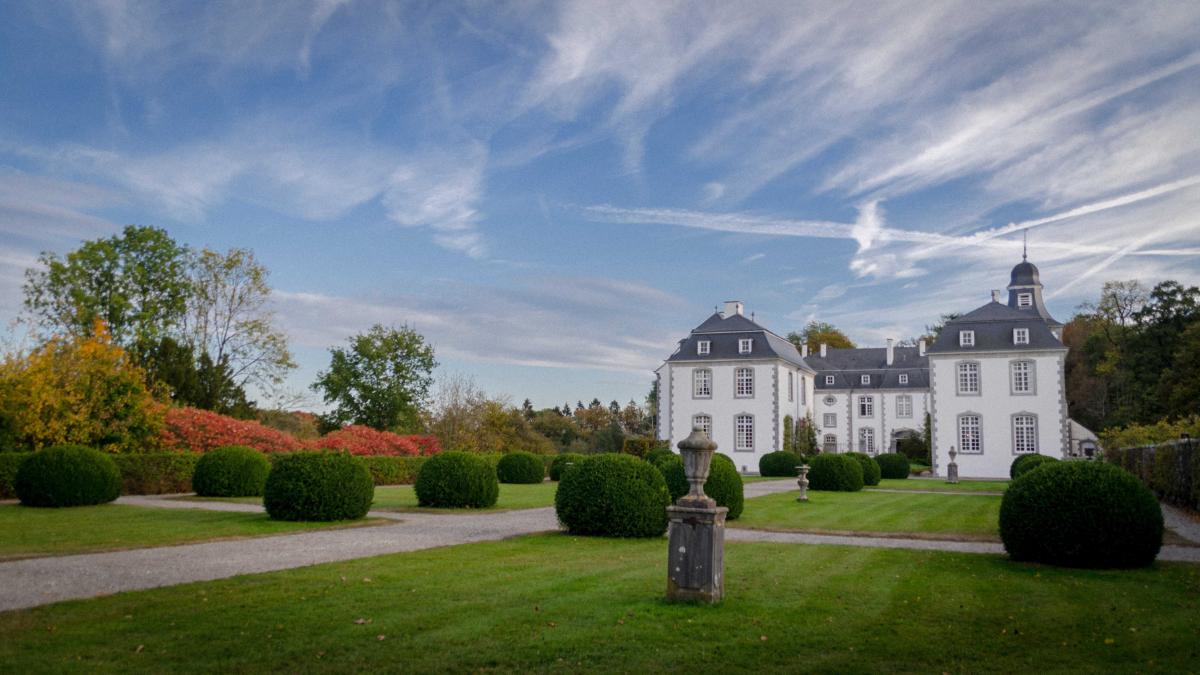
875,453 -> 910,480
807,454 -> 864,492
414,451 -> 499,508
357,456 -> 427,485
846,452 -> 881,486
264,452 -> 373,521
15,445 -> 122,507
555,453 -> 669,537
192,446 -> 270,497
496,451 -> 546,484
549,453 -> 587,481
654,453 -> 745,519
0,452 -> 31,499
1010,453 -> 1058,479
759,451 -> 801,477
112,453 -> 199,494
645,447 -> 675,467
1000,461 -> 1162,568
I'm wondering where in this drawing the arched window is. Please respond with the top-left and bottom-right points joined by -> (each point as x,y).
693,414 -> 712,439
692,369 -> 712,398
1012,414 -> 1037,454
735,414 -> 754,451
735,367 -> 754,397
1010,360 -> 1034,395
958,414 -> 982,454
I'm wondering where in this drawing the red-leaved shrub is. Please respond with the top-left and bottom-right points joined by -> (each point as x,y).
310,425 -> 441,457
161,407 -> 306,454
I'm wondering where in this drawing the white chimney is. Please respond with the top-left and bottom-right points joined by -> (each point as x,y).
991,289 -> 1001,302
886,338 -> 895,366
801,344 -> 809,358
723,300 -> 744,317
820,343 -> 827,357
918,339 -> 926,356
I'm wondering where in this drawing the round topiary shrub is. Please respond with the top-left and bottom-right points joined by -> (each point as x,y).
15,444 -> 122,507
414,451 -> 499,508
192,445 -> 270,497
759,451 -> 801,477
875,453 -> 911,480
264,452 -> 374,521
548,453 -> 586,481
645,447 -> 675,467
496,451 -> 546,484
846,452 -> 881,486
555,453 -> 670,537
655,453 -> 745,519
1010,453 -> 1059,479
807,454 -> 864,492
1000,461 -> 1162,568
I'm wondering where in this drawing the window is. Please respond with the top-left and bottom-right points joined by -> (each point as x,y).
958,414 -> 982,454
735,367 -> 754,397
693,369 -> 712,398
957,362 -> 980,395
1013,415 -> 1037,454
735,414 -> 754,451
1011,360 -> 1033,394
823,434 -> 838,453
697,340 -> 710,355
859,427 -> 876,454
959,330 -> 975,347
899,373 -> 909,385
824,375 -> 835,385
860,374 -> 871,385
693,414 -> 712,439
896,395 -> 913,418
858,395 -> 874,417
1017,293 -> 1033,308
788,371 -> 794,402
1013,328 -> 1029,345
823,413 -> 836,428
738,338 -> 753,354
823,395 -> 836,406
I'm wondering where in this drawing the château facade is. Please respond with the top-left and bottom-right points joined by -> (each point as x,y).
655,258 -> 1075,478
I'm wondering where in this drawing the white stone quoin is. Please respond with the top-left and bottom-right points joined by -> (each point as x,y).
654,257 -> 1078,478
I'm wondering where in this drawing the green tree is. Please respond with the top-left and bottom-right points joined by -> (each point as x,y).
311,324 -> 437,433
797,414 -> 818,455
23,225 -> 191,350
782,414 -> 795,453
786,321 -> 855,352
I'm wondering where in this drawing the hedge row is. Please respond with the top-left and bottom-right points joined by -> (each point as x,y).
1105,441 -> 1200,510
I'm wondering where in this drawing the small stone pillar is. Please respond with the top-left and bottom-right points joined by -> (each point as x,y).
666,426 -> 727,604
946,446 -> 959,484
796,464 -> 810,502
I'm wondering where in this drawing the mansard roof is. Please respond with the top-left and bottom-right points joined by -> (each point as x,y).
926,300 -> 1065,354
667,312 -> 812,371
806,346 -> 930,390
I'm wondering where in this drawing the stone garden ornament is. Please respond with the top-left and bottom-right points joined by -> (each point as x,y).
665,426 -> 727,604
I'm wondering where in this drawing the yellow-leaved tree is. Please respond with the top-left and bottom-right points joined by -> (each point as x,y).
0,320 -> 164,452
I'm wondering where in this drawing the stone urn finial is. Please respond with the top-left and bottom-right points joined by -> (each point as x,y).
676,425 -> 717,507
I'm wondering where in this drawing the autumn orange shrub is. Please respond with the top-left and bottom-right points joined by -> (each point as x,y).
0,320 -> 163,452
310,424 -> 441,456
161,406 -> 306,454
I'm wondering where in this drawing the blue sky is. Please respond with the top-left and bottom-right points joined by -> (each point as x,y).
1,1 -> 1199,410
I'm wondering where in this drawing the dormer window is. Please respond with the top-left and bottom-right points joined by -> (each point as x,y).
1013,328 -> 1029,345
860,374 -> 870,385
959,330 -> 975,347
899,374 -> 909,385
697,340 -> 710,355
738,338 -> 753,354
1017,293 -> 1033,308
824,375 -> 835,385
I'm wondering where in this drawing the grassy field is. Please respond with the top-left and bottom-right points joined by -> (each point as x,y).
182,481 -> 560,512
868,478 -> 1009,493
1,534 -> 1196,673
735,489 -> 1001,539
0,504 -> 380,560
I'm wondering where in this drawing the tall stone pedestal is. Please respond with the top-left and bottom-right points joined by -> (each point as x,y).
666,500 -> 727,604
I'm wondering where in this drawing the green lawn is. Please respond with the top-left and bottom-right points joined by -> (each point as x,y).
735,489 -> 1001,539
181,481 -> 560,512
868,478 -> 1009,493
741,475 -> 794,483
1,535 -> 1197,673
0,504 -> 380,560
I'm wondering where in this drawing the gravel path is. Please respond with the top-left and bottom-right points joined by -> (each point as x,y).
1162,504 -> 1200,544
743,478 -> 800,498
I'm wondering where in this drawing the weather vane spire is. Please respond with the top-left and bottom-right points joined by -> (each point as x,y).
1022,229 -> 1027,262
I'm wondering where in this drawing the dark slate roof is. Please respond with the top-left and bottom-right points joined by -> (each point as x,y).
667,312 -> 812,371
805,346 -> 930,390
926,300 -> 1065,354
1010,260 -> 1041,286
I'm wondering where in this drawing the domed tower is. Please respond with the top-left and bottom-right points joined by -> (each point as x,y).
1006,252 -> 1063,339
